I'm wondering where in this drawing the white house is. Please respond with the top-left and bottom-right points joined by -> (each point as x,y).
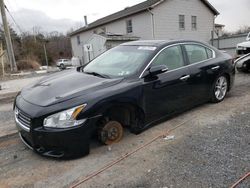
70,0 -> 219,64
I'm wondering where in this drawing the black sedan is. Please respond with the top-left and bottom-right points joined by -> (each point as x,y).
14,40 -> 235,158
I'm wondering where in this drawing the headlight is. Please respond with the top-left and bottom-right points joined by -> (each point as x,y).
43,104 -> 87,128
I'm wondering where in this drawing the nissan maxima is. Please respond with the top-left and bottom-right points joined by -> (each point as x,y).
14,40 -> 235,158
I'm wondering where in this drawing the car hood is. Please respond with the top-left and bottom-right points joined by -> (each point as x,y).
237,41 -> 250,48
21,70 -> 123,107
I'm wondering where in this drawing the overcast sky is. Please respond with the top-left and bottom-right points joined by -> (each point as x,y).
4,0 -> 250,34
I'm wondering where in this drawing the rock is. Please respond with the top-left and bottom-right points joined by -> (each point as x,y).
163,135 -> 175,141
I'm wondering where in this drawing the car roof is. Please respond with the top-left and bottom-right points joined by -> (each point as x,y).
121,40 -> 168,46
121,39 -> 211,47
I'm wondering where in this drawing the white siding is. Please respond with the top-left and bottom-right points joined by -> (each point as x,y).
105,19 -> 126,35
71,30 -> 93,63
152,0 -> 214,42
126,12 -> 152,39
84,34 -> 107,63
101,12 -> 152,39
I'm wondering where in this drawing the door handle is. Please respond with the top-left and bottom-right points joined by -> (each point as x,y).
180,75 -> 190,81
211,65 -> 220,70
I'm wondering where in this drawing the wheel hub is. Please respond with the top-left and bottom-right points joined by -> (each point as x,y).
99,121 -> 123,145
215,76 -> 228,100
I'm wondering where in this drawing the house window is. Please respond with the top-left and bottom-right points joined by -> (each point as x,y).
179,15 -> 185,30
191,16 -> 197,30
126,19 -> 133,33
77,35 -> 81,45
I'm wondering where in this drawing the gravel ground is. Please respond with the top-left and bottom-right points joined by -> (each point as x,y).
0,103 -> 15,137
0,72 -> 249,188
116,107 -> 250,188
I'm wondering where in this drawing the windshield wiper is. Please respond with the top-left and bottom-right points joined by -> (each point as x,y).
84,71 -> 110,79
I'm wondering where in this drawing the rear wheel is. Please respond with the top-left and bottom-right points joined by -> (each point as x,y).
211,75 -> 228,103
60,64 -> 65,70
242,62 -> 250,72
98,120 -> 123,145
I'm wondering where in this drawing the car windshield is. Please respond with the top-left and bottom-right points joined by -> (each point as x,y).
83,45 -> 155,78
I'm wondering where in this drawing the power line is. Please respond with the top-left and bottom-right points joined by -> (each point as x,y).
4,4 -> 23,34
0,0 -> 17,71
5,0 -> 15,11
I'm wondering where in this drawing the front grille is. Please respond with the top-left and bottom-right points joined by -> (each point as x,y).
15,107 -> 31,128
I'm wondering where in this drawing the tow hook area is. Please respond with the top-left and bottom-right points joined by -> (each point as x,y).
35,146 -> 65,158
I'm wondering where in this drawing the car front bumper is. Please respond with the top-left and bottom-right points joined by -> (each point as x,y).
16,116 -> 99,158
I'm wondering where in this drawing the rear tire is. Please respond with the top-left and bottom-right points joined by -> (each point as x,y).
237,61 -> 250,73
60,64 -> 65,70
210,75 -> 228,103
98,120 -> 123,145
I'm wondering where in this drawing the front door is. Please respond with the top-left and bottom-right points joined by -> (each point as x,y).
142,45 -> 192,123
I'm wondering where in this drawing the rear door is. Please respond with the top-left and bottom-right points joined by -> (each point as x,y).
142,45 -> 192,122
183,43 -> 221,103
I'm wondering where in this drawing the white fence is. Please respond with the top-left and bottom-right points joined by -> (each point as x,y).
211,33 -> 248,57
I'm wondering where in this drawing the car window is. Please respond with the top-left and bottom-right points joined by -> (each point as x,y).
84,46 -> 154,77
206,48 -> 213,59
152,45 -> 184,71
184,44 -> 208,64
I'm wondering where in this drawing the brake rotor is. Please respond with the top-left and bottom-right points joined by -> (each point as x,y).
99,121 -> 123,145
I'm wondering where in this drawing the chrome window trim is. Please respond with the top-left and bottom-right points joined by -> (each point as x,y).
139,42 -> 216,78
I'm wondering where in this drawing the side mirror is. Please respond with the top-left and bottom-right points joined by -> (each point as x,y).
148,65 -> 168,76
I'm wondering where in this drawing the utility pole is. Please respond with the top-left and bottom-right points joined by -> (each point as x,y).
0,0 -> 17,72
0,41 -> 5,76
43,43 -> 48,67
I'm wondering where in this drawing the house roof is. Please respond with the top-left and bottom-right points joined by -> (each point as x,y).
70,0 -> 219,36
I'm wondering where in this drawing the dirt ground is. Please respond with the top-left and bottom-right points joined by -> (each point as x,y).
0,73 -> 249,188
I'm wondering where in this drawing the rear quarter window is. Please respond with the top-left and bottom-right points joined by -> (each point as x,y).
184,44 -> 212,64
206,48 -> 213,59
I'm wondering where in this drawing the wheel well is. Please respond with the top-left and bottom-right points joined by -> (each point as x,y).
223,73 -> 230,91
102,104 -> 144,128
